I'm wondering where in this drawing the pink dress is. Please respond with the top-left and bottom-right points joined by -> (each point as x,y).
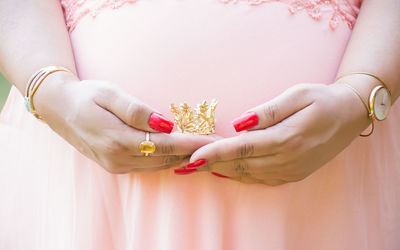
1,0 -> 399,249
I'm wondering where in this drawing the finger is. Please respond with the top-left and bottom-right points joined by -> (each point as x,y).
114,154 -> 190,168
188,128 -> 291,165
232,84 -> 316,132
196,156 -> 281,177
121,129 -> 221,156
95,86 -> 174,133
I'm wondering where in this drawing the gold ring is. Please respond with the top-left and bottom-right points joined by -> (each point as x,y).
139,132 -> 156,156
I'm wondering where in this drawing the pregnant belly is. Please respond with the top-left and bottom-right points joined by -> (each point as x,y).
69,0 -> 352,137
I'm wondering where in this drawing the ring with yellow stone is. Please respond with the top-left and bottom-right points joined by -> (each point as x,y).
139,132 -> 156,156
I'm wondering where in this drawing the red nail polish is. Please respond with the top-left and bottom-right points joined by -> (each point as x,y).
185,159 -> 207,169
174,167 -> 197,175
149,113 -> 174,134
232,111 -> 258,132
211,172 -> 229,178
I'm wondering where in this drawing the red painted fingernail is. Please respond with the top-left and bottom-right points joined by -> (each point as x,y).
185,159 -> 207,169
174,167 -> 197,175
149,112 -> 174,134
211,172 -> 229,178
232,111 -> 259,132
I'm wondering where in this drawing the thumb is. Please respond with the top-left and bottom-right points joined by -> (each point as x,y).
95,86 -> 174,133
232,84 -> 314,132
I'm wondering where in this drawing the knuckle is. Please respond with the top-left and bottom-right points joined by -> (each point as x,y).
233,159 -> 251,177
282,133 -> 303,152
126,102 -> 147,126
272,128 -> 298,151
159,143 -> 176,155
236,140 -> 254,158
270,135 -> 289,150
263,103 -> 280,124
94,82 -> 117,101
214,150 -> 222,162
287,83 -> 312,99
293,83 -> 312,92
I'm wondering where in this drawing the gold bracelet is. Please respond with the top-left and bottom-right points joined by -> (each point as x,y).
335,71 -> 390,93
340,83 -> 374,137
24,66 -> 72,122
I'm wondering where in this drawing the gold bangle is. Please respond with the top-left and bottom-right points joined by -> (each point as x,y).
25,66 -> 72,122
340,83 -> 374,137
335,71 -> 391,94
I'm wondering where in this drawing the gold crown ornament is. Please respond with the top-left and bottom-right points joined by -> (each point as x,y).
169,99 -> 218,135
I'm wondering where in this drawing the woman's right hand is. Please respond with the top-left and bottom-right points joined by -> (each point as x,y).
33,71 -> 218,174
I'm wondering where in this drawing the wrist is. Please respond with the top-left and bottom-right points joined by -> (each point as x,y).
33,70 -> 79,121
330,82 -> 373,136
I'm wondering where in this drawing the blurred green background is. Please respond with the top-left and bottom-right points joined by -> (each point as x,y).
0,73 -> 11,112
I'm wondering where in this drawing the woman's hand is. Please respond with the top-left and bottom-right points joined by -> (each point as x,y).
174,82 -> 372,185
34,71 -> 218,174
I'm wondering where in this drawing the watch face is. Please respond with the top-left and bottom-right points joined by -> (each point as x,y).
372,86 -> 391,121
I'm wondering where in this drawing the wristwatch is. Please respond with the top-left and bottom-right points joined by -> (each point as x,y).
335,71 -> 392,137
369,85 -> 392,121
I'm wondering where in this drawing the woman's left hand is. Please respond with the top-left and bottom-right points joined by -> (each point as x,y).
175,82 -> 372,185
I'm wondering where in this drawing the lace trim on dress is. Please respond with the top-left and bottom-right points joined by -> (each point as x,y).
219,0 -> 360,30
60,0 -> 138,32
60,0 -> 360,33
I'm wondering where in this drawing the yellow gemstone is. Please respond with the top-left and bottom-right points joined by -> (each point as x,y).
139,140 -> 156,154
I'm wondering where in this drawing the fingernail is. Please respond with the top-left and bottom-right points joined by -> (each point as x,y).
174,167 -> 197,175
149,112 -> 174,134
211,172 -> 229,178
232,111 -> 258,132
185,159 -> 207,169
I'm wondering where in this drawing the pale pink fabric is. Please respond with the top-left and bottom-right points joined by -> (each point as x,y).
1,0 -> 399,249
61,0 -> 361,32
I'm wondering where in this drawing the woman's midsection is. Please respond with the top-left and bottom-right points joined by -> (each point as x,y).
69,0 -> 352,137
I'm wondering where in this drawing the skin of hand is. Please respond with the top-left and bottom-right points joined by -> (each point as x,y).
175,81 -> 373,185
33,71 -> 219,174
